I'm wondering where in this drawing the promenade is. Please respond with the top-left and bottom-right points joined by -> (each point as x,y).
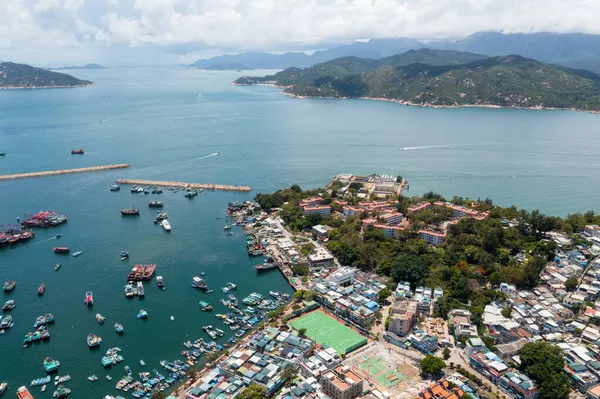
0,164 -> 130,181
116,179 -> 251,192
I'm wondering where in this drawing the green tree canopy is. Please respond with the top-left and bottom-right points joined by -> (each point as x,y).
419,355 -> 446,377
519,342 -> 571,399
238,384 -> 268,399
565,277 -> 578,292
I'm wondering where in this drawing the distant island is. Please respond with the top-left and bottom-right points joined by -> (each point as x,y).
51,63 -> 107,70
233,49 -> 600,112
0,62 -> 93,89
200,63 -> 253,71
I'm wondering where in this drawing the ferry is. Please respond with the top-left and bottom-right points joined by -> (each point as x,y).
53,247 -> 69,254
2,280 -> 15,291
37,284 -> 45,295
191,277 -> 208,290
84,291 -> 93,306
161,219 -> 171,231
17,386 -> 34,399
137,282 -> 145,297
121,208 -> 140,216
87,333 -> 102,347
156,276 -> 165,289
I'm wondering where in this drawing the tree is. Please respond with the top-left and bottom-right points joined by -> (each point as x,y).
419,355 -> 446,378
565,277 -> 578,292
442,347 -> 451,360
281,365 -> 299,386
501,305 -> 513,318
519,342 -> 571,399
298,327 -> 307,336
377,288 -> 392,305
151,392 -> 165,399
238,383 -> 268,399
205,351 -> 222,364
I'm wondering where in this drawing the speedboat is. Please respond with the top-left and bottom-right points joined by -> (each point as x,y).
140,359 -> 146,366
87,375 -> 98,382
72,251 -> 83,257
54,263 -> 62,271
224,225 -> 231,230
161,219 -> 171,231
110,185 -> 120,192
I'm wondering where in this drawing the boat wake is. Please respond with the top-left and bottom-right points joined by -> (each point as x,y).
399,144 -> 454,151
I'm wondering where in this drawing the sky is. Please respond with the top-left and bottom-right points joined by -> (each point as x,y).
1,0 -> 600,66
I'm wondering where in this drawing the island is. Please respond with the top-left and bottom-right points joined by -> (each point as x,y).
234,48 -> 600,112
0,62 -> 93,89
51,63 -> 107,70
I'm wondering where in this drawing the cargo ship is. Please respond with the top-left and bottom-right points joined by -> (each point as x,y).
255,263 -> 278,272
54,247 -> 70,254
126,264 -> 156,281
121,208 -> 140,216
22,211 -> 67,227
17,386 -> 34,399
71,149 -> 84,154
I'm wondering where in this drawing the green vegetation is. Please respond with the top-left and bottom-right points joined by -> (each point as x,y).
442,347 -> 451,360
0,62 -> 93,88
565,277 -> 578,291
238,383 -> 268,399
300,242 -> 315,256
419,355 -> 446,377
519,342 -> 571,399
237,51 -> 600,111
293,289 -> 313,302
235,49 -> 486,86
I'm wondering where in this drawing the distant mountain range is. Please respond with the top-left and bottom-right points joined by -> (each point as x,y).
191,32 -> 600,74
0,62 -> 93,89
51,63 -> 107,70
234,49 -> 600,112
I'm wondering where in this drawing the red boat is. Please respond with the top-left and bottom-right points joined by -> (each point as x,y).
54,247 -> 70,254
71,149 -> 84,154
126,264 -> 156,281
84,290 -> 93,306
38,284 -> 46,295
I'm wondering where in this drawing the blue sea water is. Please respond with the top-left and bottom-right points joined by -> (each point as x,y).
1,67 -> 600,397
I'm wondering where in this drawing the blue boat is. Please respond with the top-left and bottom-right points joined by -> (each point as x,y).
120,250 -> 129,258
137,309 -> 148,319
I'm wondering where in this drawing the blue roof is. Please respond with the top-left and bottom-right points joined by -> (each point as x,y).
365,301 -> 379,310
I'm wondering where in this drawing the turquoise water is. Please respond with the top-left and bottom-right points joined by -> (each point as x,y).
1,67 -> 600,397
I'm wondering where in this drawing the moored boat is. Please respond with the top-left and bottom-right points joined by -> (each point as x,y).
0,315 -> 13,329
84,291 -> 93,306
199,301 -> 213,311
161,219 -> 171,231
114,323 -> 124,333
2,299 -> 16,311
87,333 -> 102,347
136,282 -> 145,297
33,315 -> 46,328
71,149 -> 84,154
53,247 -> 69,254
95,313 -> 105,324
156,276 -> 165,289
87,375 -> 98,382
148,201 -> 163,207
54,263 -> 62,271
38,284 -> 46,295
121,208 -> 140,216
2,280 -> 16,291
185,190 -> 198,198
17,386 -> 34,399
124,283 -> 134,298
137,309 -> 148,319
44,357 -> 60,373
120,250 -> 129,259
45,313 -> 55,323
224,225 -> 231,230
255,263 -> 278,272
191,277 -> 208,290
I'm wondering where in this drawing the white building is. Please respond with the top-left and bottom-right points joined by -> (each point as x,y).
418,230 -> 446,246
326,267 -> 356,287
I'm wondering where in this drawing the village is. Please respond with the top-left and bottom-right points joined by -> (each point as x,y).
177,174 -> 600,399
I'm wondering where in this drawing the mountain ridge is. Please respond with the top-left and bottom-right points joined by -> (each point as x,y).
0,62 -> 93,89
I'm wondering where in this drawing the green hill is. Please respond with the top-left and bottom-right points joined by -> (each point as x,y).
234,49 -> 486,86
0,62 -> 93,89
237,51 -> 600,111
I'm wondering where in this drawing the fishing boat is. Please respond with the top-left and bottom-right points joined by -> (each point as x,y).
161,219 -> 171,231
44,357 -> 60,373
71,251 -> 83,257
226,282 -> 237,290
125,365 -> 132,375
0,382 -> 7,395
124,283 -> 134,298
2,280 -> 16,291
37,284 -> 46,295
191,277 -> 208,290
121,208 -> 140,216
185,190 -> 198,198
223,225 -> 231,230
23,332 -> 33,344
84,291 -> 93,306
33,315 -> 46,328
120,250 -> 129,259
221,286 -> 230,293
87,333 -> 102,347
95,313 -> 105,324
54,263 -> 62,271
32,331 -> 42,341
148,201 -> 163,207
156,276 -> 165,289
255,263 -> 278,272
199,301 -> 213,311
41,330 -> 50,340
45,313 -> 55,323
2,300 -> 16,311
137,309 -> 148,319
110,185 -> 120,192
87,375 -> 98,382
71,149 -> 84,154
53,385 -> 70,398
17,386 -> 33,399
53,247 -> 69,254
114,322 -> 124,333
136,282 -> 145,297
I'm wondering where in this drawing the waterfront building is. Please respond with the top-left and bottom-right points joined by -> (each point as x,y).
321,365 -> 363,399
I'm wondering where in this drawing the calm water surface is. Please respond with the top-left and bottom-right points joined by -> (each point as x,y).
1,67 -> 600,397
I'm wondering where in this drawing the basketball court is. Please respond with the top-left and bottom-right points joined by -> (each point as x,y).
289,310 -> 367,354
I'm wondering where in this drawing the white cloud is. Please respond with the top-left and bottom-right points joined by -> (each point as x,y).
1,0 -> 600,63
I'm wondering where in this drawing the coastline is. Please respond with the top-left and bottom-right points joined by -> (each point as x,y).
0,83 -> 95,90
233,82 -> 600,114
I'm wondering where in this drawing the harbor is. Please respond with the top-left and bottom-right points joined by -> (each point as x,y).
116,179 -> 252,192
0,164 -> 130,181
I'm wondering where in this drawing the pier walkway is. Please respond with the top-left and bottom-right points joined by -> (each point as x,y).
0,164 -> 130,181
116,179 -> 251,192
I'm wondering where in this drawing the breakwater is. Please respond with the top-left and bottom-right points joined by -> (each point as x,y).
0,164 -> 130,181
116,179 -> 252,192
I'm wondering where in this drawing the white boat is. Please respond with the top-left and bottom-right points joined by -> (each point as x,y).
161,219 -> 171,231
72,251 -> 83,257
170,316 -> 175,321
140,360 -> 146,366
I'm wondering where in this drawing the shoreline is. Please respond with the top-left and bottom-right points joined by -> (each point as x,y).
235,81 -> 600,114
0,83 -> 95,90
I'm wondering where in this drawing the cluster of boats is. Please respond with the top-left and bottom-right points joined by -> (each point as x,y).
113,361 -> 190,396
127,264 -> 156,281
101,347 -> 125,367
124,281 -> 146,298
21,211 -> 67,227
130,185 -> 163,195
0,227 -> 34,247
245,234 -> 265,256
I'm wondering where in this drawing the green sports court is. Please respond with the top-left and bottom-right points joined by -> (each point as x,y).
289,310 -> 367,354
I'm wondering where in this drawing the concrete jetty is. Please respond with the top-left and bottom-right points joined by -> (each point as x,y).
0,164 -> 130,181
116,179 -> 252,192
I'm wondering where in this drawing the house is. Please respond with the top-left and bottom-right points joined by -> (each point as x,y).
308,249 -> 335,270
418,378 -> 465,399
326,267 -> 356,287
500,283 -> 517,295
312,225 -> 333,240
587,383 -> 600,399
389,299 -> 418,337
468,351 -> 510,383
407,202 -> 432,215
448,310 -> 478,339
410,331 -> 438,353
498,370 -> 539,399
321,366 -> 363,399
